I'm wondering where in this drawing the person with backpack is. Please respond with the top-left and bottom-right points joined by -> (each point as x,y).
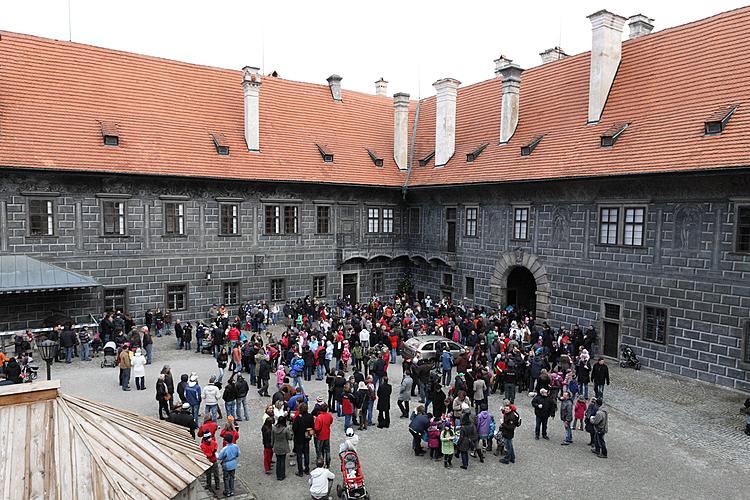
499,401 -> 520,464
590,398 -> 608,458
559,391 -> 574,445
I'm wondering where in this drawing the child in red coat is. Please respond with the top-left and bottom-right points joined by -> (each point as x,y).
574,397 -> 587,430
427,417 -> 442,460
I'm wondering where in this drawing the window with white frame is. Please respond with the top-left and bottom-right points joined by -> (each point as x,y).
166,283 -> 188,311
643,305 -> 668,344
284,206 -> 299,234
223,281 -> 240,305
164,202 -> 185,235
265,205 -> 281,234
624,207 -> 645,246
270,278 -> 286,302
220,203 -> 239,235
28,199 -> 55,236
313,276 -> 326,298
599,205 -> 647,246
367,208 -> 380,233
599,207 -> 619,245
382,208 -> 394,233
103,200 -> 126,235
513,207 -> 529,240
466,207 -> 478,237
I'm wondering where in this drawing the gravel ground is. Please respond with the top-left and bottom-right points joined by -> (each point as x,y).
49,335 -> 750,500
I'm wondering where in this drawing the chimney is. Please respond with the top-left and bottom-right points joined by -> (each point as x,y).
242,66 -> 261,151
393,93 -> 410,171
433,78 -> 460,167
587,10 -> 627,123
375,77 -> 388,97
539,46 -> 568,64
494,57 -> 524,144
628,14 -> 654,39
327,74 -> 343,101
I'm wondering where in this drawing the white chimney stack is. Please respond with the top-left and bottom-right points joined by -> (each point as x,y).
539,46 -> 568,64
628,14 -> 654,39
327,74 -> 343,101
393,93 -> 410,171
433,78 -> 460,167
587,10 -> 627,123
242,66 -> 261,151
375,78 -> 388,97
494,56 -> 524,144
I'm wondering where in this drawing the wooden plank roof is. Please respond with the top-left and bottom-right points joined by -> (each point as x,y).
0,381 -> 210,500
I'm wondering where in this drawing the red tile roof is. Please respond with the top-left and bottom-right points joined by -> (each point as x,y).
1,6 -> 749,189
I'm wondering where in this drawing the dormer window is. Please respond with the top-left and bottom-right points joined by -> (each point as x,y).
366,149 -> 383,167
99,121 -> 120,147
704,105 -> 737,135
210,132 -> 230,155
466,143 -> 488,163
316,144 -> 334,163
600,123 -> 629,148
521,135 -> 544,156
419,151 -> 435,167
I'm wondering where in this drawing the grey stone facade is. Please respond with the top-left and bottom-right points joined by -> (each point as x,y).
1,168 -> 749,392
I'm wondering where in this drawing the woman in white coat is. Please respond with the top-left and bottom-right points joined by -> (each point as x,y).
132,348 -> 147,390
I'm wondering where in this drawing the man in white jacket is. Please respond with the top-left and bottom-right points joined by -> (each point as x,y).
309,459 -> 334,500
202,375 -> 222,421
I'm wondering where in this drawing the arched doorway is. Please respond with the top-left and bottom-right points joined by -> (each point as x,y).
506,266 -> 537,312
489,248 -> 551,320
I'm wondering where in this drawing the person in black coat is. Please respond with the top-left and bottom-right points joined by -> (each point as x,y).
376,376 -> 392,428
592,358 -> 610,400
156,374 -> 171,420
177,373 -> 189,403
3,358 -> 22,384
161,365 -> 175,402
430,383 -> 447,420
167,403 -> 198,439
531,388 -> 555,440
292,402 -> 315,476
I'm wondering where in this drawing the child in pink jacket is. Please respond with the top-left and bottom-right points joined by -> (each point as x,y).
574,396 -> 587,430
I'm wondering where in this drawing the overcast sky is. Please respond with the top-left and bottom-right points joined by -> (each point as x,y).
1,0 -> 747,97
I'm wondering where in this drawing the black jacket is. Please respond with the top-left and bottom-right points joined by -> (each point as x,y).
501,410 -> 520,439
223,382 -> 237,402
376,383 -> 392,410
156,379 -> 168,401
177,374 -> 189,402
258,359 -> 271,380
168,410 -> 197,438
576,360 -> 591,384
235,377 -> 250,398
531,394 -> 555,418
292,413 -> 315,444
592,363 -> 610,385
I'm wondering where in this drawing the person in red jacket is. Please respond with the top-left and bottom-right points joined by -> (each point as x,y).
227,326 -> 240,348
313,403 -> 334,468
200,432 -> 220,491
199,415 -> 218,439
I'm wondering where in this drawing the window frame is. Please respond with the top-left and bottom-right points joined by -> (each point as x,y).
512,206 -> 530,241
163,201 -> 186,236
367,207 -> 380,233
465,206 -> 478,238
623,207 -> 645,247
265,205 -> 281,235
316,205 -> 331,234
27,198 -> 56,237
312,275 -> 327,298
642,304 -> 668,345
103,286 -> 127,313
283,205 -> 299,234
465,276 -> 475,299
382,208 -> 394,234
442,273 -> 453,289
408,207 -> 421,234
597,204 -> 648,247
599,207 -> 620,246
102,199 -> 127,236
219,203 -> 240,236
372,271 -> 384,295
735,204 -> 750,254
222,280 -> 241,306
165,282 -> 188,312
270,278 -> 286,302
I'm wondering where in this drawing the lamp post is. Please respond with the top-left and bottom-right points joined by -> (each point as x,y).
205,266 -> 213,284
38,340 -> 59,381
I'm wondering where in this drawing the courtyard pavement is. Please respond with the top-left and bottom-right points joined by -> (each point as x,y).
47,335 -> 750,500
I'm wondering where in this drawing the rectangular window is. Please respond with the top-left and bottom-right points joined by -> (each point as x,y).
624,207 -> 645,246
313,276 -> 326,298
166,284 -> 187,311
265,205 -> 281,234
465,276 -> 475,299
382,208 -> 394,233
103,200 -> 126,235
465,207 -> 478,237
443,273 -> 453,288
223,281 -> 240,306
103,287 -> 127,313
513,207 -> 529,240
220,204 -> 239,235
409,207 -> 421,234
599,207 -> 619,245
28,199 -> 54,236
284,206 -> 299,234
368,208 -> 380,233
316,206 -> 331,234
164,202 -> 185,235
372,272 -> 384,295
604,303 -> 621,321
737,206 -> 750,253
643,306 -> 668,344
270,278 -> 286,302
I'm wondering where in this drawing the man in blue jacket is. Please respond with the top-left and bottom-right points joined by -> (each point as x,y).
217,433 -> 241,497
440,350 -> 453,386
184,373 -> 202,424
290,351 -> 305,393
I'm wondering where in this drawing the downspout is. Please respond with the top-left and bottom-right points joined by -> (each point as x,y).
401,99 -> 421,200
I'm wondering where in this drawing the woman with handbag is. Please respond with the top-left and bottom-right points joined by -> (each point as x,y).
156,373 -> 171,420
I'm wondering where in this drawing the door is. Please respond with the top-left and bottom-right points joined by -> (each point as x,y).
446,207 -> 457,253
342,272 -> 359,304
603,321 -> 620,358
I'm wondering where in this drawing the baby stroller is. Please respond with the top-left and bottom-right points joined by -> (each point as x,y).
336,450 -> 369,500
619,344 -> 641,370
200,334 -> 213,354
101,341 -> 118,368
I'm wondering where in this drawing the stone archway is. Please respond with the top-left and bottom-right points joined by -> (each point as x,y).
489,248 -> 551,320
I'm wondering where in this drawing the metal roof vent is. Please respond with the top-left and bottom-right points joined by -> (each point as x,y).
600,123 -> 629,147
466,143 -> 488,163
316,143 -> 334,163
704,105 -> 737,135
366,149 -> 384,167
521,135 -> 544,156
